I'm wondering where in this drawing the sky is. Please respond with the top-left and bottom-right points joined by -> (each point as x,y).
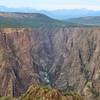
0,0 -> 100,10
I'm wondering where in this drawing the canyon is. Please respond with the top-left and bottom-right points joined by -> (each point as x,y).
0,27 -> 100,99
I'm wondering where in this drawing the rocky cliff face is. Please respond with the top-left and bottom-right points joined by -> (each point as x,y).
0,27 -> 100,99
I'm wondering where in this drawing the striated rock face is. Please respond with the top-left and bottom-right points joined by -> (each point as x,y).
0,27 -> 100,99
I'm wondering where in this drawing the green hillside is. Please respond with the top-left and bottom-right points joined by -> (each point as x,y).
67,16 -> 100,26
0,12 -> 74,27
0,12 -> 100,27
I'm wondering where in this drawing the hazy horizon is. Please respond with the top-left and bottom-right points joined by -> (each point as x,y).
0,0 -> 100,11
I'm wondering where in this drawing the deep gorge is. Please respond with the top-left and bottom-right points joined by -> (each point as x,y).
0,27 -> 100,99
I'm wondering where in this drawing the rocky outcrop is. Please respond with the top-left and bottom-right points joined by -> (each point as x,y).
20,84 -> 83,100
0,27 -> 100,99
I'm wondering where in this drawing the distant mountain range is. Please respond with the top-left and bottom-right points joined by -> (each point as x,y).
40,9 -> 100,20
0,6 -> 100,19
